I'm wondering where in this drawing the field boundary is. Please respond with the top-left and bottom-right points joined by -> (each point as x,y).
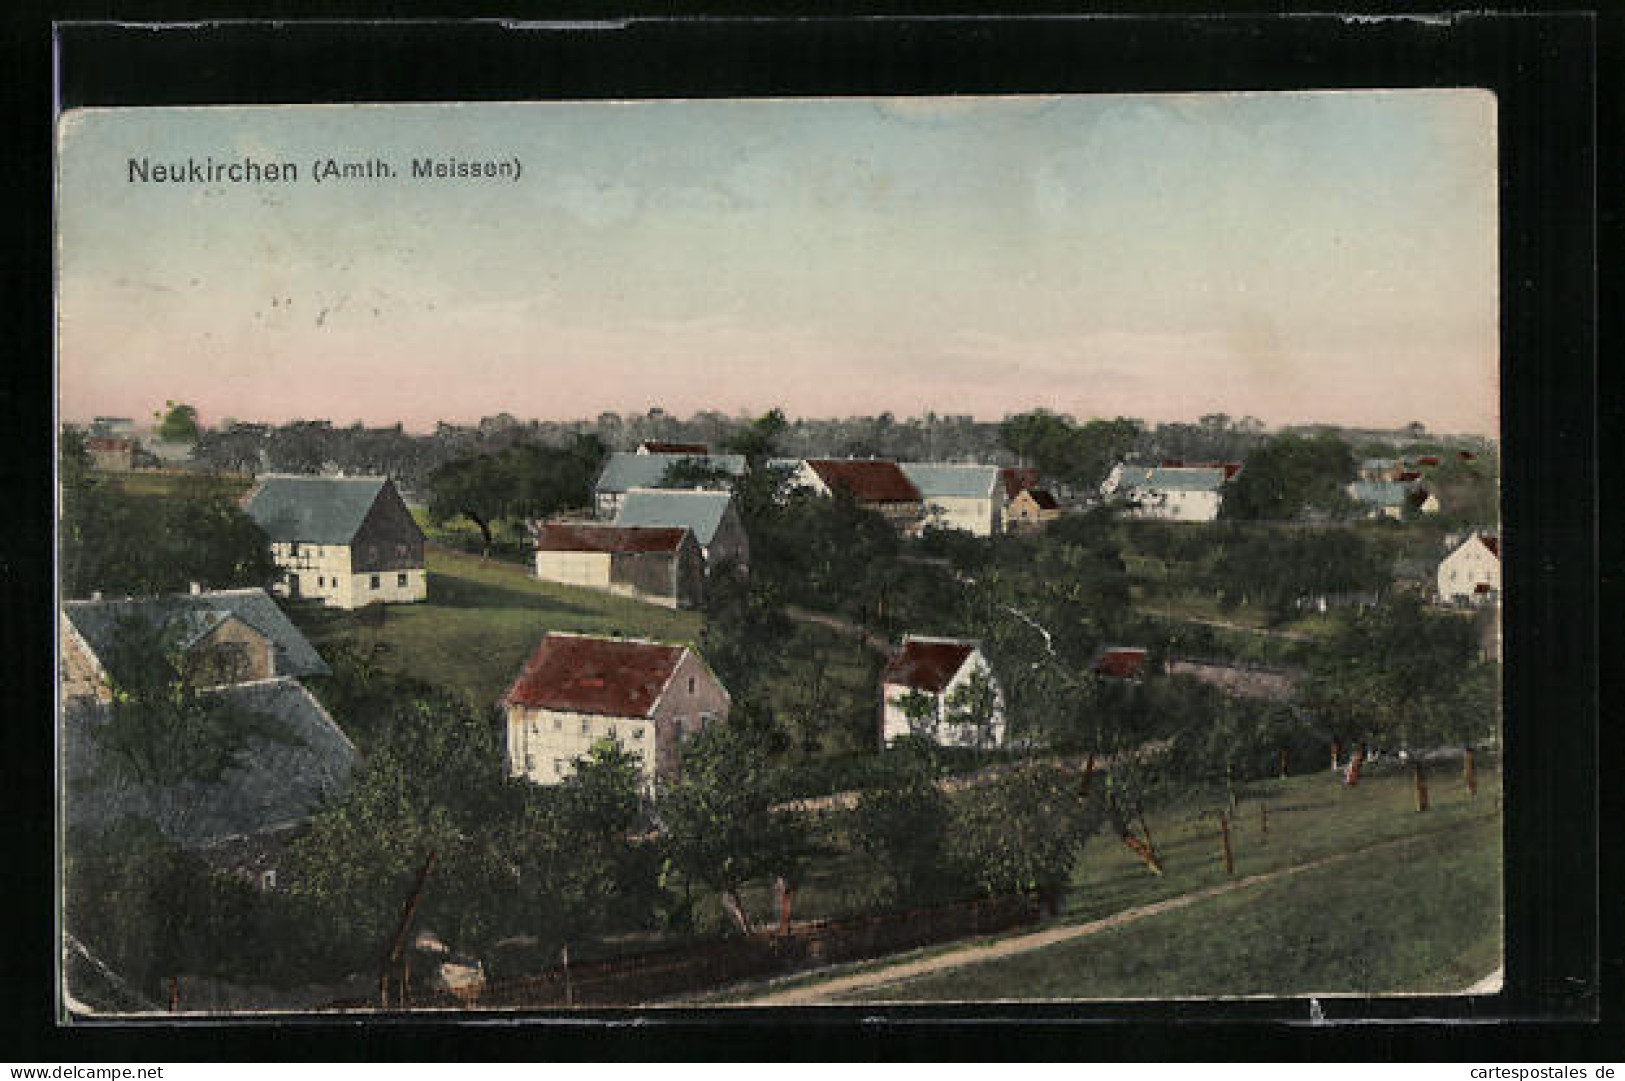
730,819 -> 1495,1005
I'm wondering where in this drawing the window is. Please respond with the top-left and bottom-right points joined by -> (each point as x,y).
289,542 -> 300,557
608,725 -> 617,740
524,753 -> 535,772
632,728 -> 644,741
553,717 -> 562,731
258,869 -> 277,892
370,574 -> 381,589
688,677 -> 695,693
581,720 -> 590,734
554,759 -> 565,776
397,572 -> 408,587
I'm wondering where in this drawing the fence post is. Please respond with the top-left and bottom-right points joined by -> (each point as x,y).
1219,811 -> 1235,877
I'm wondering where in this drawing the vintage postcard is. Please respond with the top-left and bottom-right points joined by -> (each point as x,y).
55,92 -> 1502,1016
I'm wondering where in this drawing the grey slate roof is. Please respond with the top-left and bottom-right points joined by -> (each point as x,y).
613,488 -> 734,547
63,589 -> 329,679
595,452 -> 746,495
1346,480 -> 1413,507
899,463 -> 1001,500
243,475 -> 390,544
62,678 -> 357,848
1115,466 -> 1228,492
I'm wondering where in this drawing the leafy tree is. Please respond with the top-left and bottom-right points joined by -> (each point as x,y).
943,667 -> 1002,750
655,723 -> 811,934
426,439 -> 603,555
425,453 -> 514,555
1211,528 -> 1389,624
63,822 -> 256,999
1220,434 -> 1357,521
721,407 -> 788,464
59,474 -> 277,598
153,400 -> 200,443
659,459 -> 735,489
847,739 -> 959,905
1301,595 -> 1498,805
90,613 -> 278,786
949,763 -> 1104,913
999,410 -> 1141,489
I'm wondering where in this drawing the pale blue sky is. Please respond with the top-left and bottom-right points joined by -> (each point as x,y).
57,92 -> 1498,433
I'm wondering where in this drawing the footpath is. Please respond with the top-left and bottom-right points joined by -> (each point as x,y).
733,826 -> 1485,1005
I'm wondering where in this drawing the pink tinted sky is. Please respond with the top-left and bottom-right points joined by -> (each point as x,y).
57,93 -> 1499,435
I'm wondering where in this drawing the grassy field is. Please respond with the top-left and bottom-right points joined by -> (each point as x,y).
842,814 -> 1500,1000
290,543 -> 703,706
702,759 -> 1501,1002
97,469 -> 254,500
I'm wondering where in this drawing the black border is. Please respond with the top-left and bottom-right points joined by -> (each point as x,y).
7,6 -> 1611,1062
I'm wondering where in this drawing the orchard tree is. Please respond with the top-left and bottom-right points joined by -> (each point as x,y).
847,738 -> 958,905
655,724 -> 811,935
949,763 -> 1105,915
1301,594 -> 1498,808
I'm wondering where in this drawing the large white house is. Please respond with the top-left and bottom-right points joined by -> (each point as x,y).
499,632 -> 730,788
1437,533 -> 1500,605
898,463 -> 1003,536
879,636 -> 1005,749
243,475 -> 427,609
1101,464 -> 1229,522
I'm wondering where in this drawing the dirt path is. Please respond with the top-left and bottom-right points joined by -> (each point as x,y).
734,828 -> 1459,1005
1143,611 -> 1312,643
784,605 -> 896,657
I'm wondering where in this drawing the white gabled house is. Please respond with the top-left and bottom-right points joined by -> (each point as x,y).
898,463 -> 1003,537
242,475 -> 427,609
498,632 -> 731,789
879,636 -> 1006,749
1437,533 -> 1500,605
1101,463 -> 1230,522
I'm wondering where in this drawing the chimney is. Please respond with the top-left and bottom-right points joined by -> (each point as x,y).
189,582 -> 204,595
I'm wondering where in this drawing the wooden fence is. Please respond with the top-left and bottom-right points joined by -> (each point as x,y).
411,892 -> 1039,1010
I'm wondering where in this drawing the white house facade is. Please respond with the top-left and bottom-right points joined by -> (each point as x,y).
879,636 -> 1006,749
1102,464 -> 1227,522
898,463 -> 1003,536
1437,534 -> 1501,605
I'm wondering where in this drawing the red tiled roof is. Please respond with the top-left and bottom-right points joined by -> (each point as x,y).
501,634 -> 687,716
1458,451 -> 1477,461
1000,467 -> 1039,499
1416,456 -> 1442,466
1026,488 -> 1059,510
1093,647 -> 1149,680
640,441 -> 709,455
1160,459 -> 1185,468
535,522 -> 689,554
1396,470 -> 1422,482
882,638 -> 976,693
1478,535 -> 1500,559
807,460 -> 921,503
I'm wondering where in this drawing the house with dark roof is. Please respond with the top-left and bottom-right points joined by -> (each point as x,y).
593,452 -> 747,518
899,463 -> 1003,536
613,488 -> 749,573
242,475 -> 426,609
999,466 -> 1039,501
499,632 -> 730,787
61,677 -> 358,886
1006,487 -> 1061,532
61,587 -> 329,703
789,459 -> 924,531
1092,646 -> 1152,682
879,635 -> 1005,749
1437,533 -> 1500,605
533,522 -> 705,608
